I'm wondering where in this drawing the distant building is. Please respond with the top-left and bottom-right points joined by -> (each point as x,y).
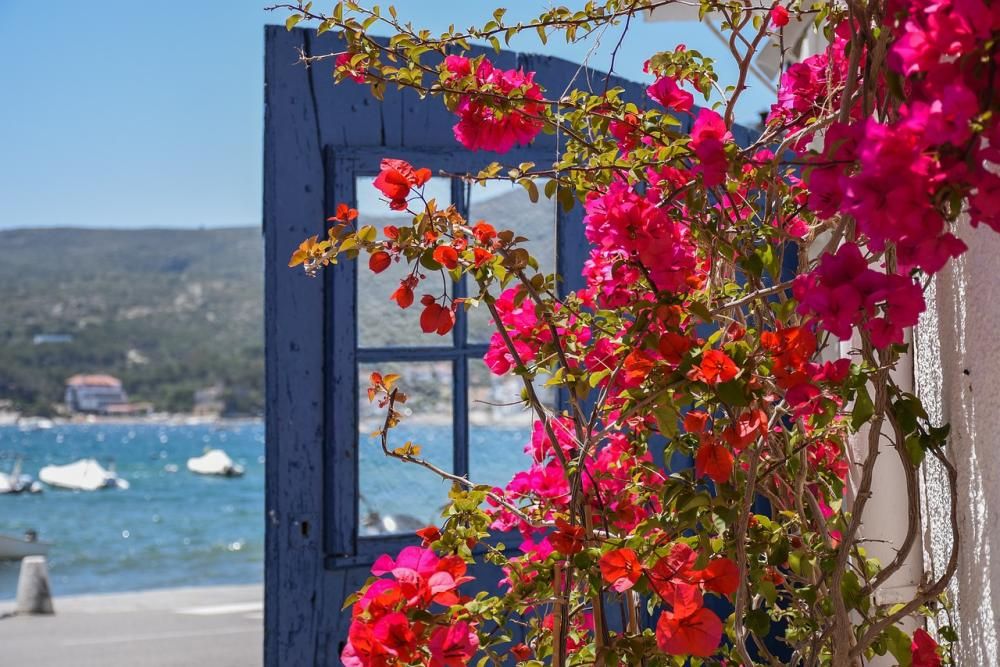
64,374 -> 129,414
33,333 -> 73,345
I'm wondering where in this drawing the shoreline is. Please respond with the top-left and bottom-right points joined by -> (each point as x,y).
0,414 -> 264,428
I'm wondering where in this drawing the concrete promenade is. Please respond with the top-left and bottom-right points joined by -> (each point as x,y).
0,584 -> 262,666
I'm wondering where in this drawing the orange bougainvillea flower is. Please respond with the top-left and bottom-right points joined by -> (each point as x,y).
432,245 -> 460,270
472,221 -> 497,244
472,247 -> 493,268
698,349 -> 740,384
373,158 -> 432,210
695,440 -> 734,484
327,202 -> 359,222
369,251 -> 392,274
600,548 -> 643,592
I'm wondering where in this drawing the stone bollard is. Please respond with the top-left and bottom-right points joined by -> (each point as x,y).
15,555 -> 54,615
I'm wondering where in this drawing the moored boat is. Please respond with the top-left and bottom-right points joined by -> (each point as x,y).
39,458 -> 129,491
186,449 -> 245,477
0,459 -> 42,494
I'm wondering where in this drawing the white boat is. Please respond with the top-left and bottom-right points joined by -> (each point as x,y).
0,459 -> 42,494
39,458 -> 129,491
186,449 -> 244,477
0,532 -> 51,560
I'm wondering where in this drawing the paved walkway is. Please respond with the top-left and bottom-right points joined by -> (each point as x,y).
0,584 -> 262,666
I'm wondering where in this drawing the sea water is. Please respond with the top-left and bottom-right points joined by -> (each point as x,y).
0,423 -> 265,598
0,421 -> 532,598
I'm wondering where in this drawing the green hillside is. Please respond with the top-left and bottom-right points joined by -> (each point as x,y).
0,227 -> 264,416
0,188 -> 556,417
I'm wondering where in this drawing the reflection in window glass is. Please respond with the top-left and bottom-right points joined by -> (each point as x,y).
358,361 -> 453,536
466,180 -> 557,343
357,176 -> 452,348
468,359 -> 555,490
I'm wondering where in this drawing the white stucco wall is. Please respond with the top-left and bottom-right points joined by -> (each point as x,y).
914,223 -> 1000,665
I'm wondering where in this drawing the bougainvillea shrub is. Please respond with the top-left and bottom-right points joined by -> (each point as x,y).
281,0 -> 998,664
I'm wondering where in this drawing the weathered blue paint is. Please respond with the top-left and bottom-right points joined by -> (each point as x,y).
265,25 -> 759,665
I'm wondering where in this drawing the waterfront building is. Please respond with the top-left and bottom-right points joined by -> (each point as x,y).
64,374 -> 129,414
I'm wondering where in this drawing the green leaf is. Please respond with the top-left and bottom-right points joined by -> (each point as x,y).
744,609 -> 771,637
884,625 -> 913,667
851,384 -> 875,432
285,14 -> 302,31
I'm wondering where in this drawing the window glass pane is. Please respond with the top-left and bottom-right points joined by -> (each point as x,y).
466,180 -> 557,344
468,359 -> 556,490
358,360 -> 453,536
357,176 -> 452,348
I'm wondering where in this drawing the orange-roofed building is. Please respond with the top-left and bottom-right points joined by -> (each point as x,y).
64,374 -> 129,414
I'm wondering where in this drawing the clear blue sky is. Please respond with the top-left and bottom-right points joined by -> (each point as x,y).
0,2 -> 772,230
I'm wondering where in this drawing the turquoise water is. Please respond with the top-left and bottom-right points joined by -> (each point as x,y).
0,423 -> 265,598
0,421 -> 534,598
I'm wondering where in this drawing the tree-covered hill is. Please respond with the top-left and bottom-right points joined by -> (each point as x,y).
0,187 -> 555,416
0,227 -> 264,416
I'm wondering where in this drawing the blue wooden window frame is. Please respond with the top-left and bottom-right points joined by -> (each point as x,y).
323,146 -> 584,566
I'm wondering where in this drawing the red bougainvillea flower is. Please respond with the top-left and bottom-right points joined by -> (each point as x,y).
697,349 -> 740,384
416,525 -> 441,547
770,5 -> 790,27
369,251 -> 392,274
647,75 -> 694,112
683,410 -> 710,433
390,276 -> 418,309
695,440 -> 734,484
723,408 -> 768,450
911,628 -> 942,667
419,298 -> 455,336
696,558 -> 740,596
373,158 -> 432,210
659,332 -> 694,366
428,621 -> 480,667
656,600 -> 723,657
600,547 -> 643,592
550,517 -> 586,555
432,245 -> 460,270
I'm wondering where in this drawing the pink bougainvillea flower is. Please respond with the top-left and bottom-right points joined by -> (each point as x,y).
450,59 -> 545,153
689,108 -> 731,187
335,52 -> 367,83
647,75 -> 694,112
770,4 -> 790,27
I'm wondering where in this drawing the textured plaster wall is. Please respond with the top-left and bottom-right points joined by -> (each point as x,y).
914,223 -> 1000,665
